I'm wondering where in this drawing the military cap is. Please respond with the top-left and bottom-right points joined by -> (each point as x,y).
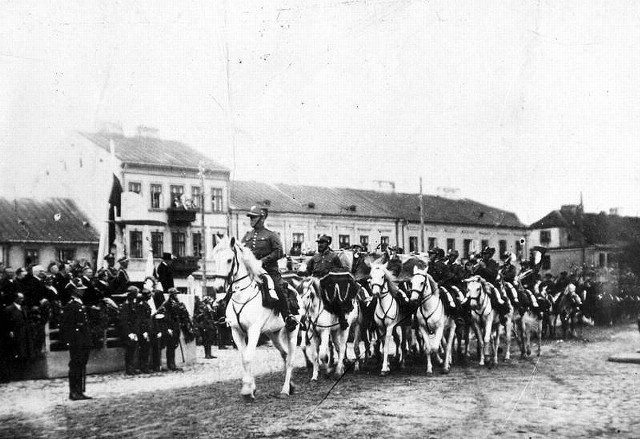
118,256 -> 129,263
162,252 -> 174,261
316,234 -> 332,244
482,246 -> 496,257
141,288 -> 152,297
246,205 -> 268,218
448,249 -> 459,259
167,287 -> 179,295
104,253 -> 115,261
126,286 -> 140,298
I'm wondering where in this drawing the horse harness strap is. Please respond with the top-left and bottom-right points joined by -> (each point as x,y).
374,279 -> 398,322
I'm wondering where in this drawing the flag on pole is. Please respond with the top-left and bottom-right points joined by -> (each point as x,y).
98,139 -> 123,263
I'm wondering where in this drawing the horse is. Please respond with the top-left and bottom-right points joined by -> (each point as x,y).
463,276 -> 501,366
298,274 -> 359,380
409,265 -> 456,375
557,283 -> 590,338
210,236 -> 300,400
369,262 -> 412,376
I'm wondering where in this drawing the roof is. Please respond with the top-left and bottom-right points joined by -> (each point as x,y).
0,198 -> 99,244
531,207 -> 640,245
80,132 -> 230,174
229,181 -> 526,228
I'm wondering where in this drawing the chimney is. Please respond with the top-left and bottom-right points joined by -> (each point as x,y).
609,207 -> 619,216
560,204 -> 578,215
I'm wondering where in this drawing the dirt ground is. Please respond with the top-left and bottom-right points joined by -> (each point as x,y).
1,323 -> 639,438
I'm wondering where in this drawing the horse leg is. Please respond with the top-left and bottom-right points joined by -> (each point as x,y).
332,329 -> 349,378
482,318 -> 492,366
308,330 -> 321,382
503,316 -> 512,361
352,321 -> 362,372
380,325 -> 393,376
318,329 -> 331,377
536,318 -> 542,357
270,328 -> 297,396
233,327 -> 259,400
491,323 -> 500,366
472,322 -> 484,365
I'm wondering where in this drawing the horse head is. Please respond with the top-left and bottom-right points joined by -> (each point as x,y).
210,236 -> 264,297
409,265 -> 430,302
299,277 -> 321,317
464,275 -> 485,309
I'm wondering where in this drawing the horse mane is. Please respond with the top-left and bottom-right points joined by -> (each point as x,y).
213,236 -> 266,282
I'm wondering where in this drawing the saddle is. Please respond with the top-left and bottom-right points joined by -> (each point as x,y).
319,272 -> 357,315
258,274 -> 280,311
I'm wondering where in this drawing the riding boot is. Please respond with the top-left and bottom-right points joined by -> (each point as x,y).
214,297 -> 229,326
275,283 -> 298,332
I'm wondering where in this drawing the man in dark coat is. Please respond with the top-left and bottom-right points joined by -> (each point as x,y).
154,253 -> 175,292
161,289 -> 183,371
0,267 -> 18,308
60,278 -> 93,400
112,257 -> 130,296
136,289 -> 153,373
2,292 -> 34,381
119,286 -> 140,375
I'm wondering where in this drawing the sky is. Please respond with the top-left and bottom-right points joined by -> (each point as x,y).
1,0 -> 639,224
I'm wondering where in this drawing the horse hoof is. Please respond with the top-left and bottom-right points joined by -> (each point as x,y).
277,392 -> 290,399
380,370 -> 390,377
442,368 -> 450,375
289,382 -> 297,394
426,371 -> 433,377
242,393 -> 255,402
310,378 -> 318,383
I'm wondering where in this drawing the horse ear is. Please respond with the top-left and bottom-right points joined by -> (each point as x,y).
413,265 -> 420,275
230,236 -> 236,247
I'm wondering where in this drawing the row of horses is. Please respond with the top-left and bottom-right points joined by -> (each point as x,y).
209,237 -> 615,400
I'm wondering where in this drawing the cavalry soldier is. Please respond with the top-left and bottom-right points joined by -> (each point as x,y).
499,251 -> 520,307
136,288 -> 153,373
474,247 -> 509,313
119,286 -> 140,375
428,248 -> 458,313
442,249 -> 467,304
60,278 -> 93,400
298,234 -> 349,329
218,206 -> 299,332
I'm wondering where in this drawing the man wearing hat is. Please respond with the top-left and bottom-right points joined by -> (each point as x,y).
221,205 -> 299,332
298,234 -> 348,328
112,256 -> 130,295
155,253 -> 175,292
136,289 -> 153,373
98,253 -> 118,286
474,246 -> 508,312
119,286 -> 140,375
60,278 -> 93,400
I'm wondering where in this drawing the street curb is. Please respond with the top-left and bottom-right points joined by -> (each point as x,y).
608,353 -> 640,364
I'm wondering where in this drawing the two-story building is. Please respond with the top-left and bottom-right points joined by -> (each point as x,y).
0,197 -> 99,269
61,129 -> 230,290
229,181 -> 528,261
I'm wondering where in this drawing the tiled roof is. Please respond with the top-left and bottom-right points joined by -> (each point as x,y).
80,132 -> 230,173
230,181 -> 526,228
0,198 -> 99,243
529,210 -> 573,229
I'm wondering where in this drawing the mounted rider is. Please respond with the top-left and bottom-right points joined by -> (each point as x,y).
473,246 -> 509,315
518,246 -> 548,310
442,249 -> 467,307
427,247 -> 458,312
216,206 -> 299,332
297,234 -> 349,330
499,251 -> 520,307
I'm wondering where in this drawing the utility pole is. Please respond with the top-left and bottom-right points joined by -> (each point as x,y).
419,177 -> 425,252
198,161 -> 208,297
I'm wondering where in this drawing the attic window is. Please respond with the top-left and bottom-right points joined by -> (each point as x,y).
344,205 -> 357,212
307,202 -> 315,209
263,199 -> 271,206
478,211 -> 485,218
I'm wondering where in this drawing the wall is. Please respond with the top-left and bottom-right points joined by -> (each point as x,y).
4,243 -> 96,269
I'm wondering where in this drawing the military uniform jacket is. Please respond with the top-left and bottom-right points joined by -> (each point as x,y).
112,269 -> 130,295
119,302 -> 139,337
428,260 -> 448,283
304,248 -> 344,278
442,261 -> 466,287
241,226 -> 283,274
474,259 -> 499,285
137,301 -> 152,336
500,263 -> 517,284
61,299 -> 93,348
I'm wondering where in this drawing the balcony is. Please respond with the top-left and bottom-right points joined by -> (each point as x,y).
172,256 -> 201,276
166,207 -> 198,226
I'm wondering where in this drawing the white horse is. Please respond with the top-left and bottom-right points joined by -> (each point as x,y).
369,262 -> 411,376
409,265 -> 456,375
210,236 -> 300,400
464,276 -> 500,366
298,276 -> 359,381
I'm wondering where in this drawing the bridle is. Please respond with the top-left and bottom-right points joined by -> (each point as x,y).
371,269 -> 398,322
467,281 -> 489,317
211,245 -> 251,295
411,271 -> 442,333
301,279 -> 342,332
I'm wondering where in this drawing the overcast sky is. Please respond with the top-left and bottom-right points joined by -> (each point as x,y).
1,0 -> 639,224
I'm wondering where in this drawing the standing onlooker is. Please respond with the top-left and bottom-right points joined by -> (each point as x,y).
136,289 -> 153,374
60,279 -> 93,400
194,296 -> 217,359
0,267 -> 18,308
162,289 -> 183,371
155,253 -> 175,292
119,286 -> 140,375
112,257 -> 130,296
2,292 -> 34,380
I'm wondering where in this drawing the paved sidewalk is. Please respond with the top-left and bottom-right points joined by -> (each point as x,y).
0,344 -> 308,416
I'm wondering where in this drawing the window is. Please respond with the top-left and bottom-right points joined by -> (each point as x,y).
339,235 -> 350,249
540,230 -> 551,244
446,238 -> 455,252
212,233 -> 219,249
128,182 -> 141,194
463,239 -> 472,259
428,237 -> 436,250
291,233 -> 304,256
542,254 -> 551,270
151,232 -> 164,258
191,186 -> 201,208
380,236 -> 389,251
57,248 -> 75,262
499,240 -> 507,257
150,184 -> 163,209
172,232 -> 186,257
599,253 -> 606,268
481,239 -> 489,251
170,185 -> 184,207
211,188 -> 224,212
360,235 -> 369,249
25,248 -> 39,265
409,236 -> 418,253
130,231 -> 143,258
515,239 -> 523,257
192,232 -> 202,257
293,233 -> 304,243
